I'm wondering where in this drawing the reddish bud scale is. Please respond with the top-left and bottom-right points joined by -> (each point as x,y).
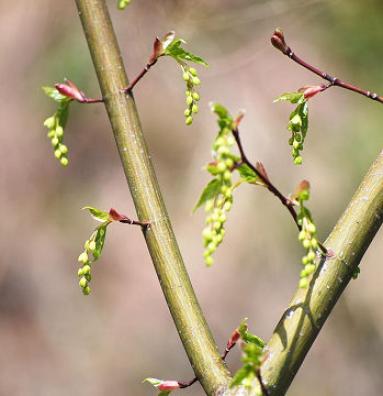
227,329 -> 241,350
271,29 -> 290,55
55,81 -> 85,102
157,380 -> 180,391
109,208 -> 126,222
299,85 -> 326,100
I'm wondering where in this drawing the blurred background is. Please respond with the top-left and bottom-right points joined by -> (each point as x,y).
1,0 -> 383,395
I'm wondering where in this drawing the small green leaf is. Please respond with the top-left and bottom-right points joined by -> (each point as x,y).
165,39 -> 208,66
230,365 -> 252,388
237,163 -> 258,184
83,206 -> 111,222
42,86 -> 67,102
92,224 -> 108,260
274,91 -> 304,104
210,102 -> 230,120
117,0 -> 131,9
144,378 -> 162,386
193,178 -> 222,212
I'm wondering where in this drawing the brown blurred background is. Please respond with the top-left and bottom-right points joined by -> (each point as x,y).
1,0 -> 383,395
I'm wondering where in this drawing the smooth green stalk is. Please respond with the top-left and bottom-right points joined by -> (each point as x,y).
260,150 -> 383,395
74,0 -> 230,394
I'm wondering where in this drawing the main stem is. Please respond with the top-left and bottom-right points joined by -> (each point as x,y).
74,1 -> 230,394
260,150 -> 383,395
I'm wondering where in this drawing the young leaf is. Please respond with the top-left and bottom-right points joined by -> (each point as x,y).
83,206 -> 111,222
42,86 -> 67,102
117,0 -> 131,9
237,163 -> 259,184
164,39 -> 208,66
274,91 -> 304,104
193,178 -> 222,212
92,224 -> 108,260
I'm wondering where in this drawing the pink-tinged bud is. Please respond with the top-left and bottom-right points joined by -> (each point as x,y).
299,85 -> 326,100
55,80 -> 85,102
271,28 -> 290,55
157,381 -> 180,391
109,208 -> 125,222
226,329 -> 241,350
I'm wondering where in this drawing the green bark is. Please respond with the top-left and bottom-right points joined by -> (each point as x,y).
260,150 -> 383,395
74,0 -> 230,394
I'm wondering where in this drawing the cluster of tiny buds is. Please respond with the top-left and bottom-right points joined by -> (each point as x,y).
202,134 -> 236,265
298,217 -> 318,288
288,112 -> 305,165
182,66 -> 201,125
43,116 -> 69,166
77,238 -> 96,295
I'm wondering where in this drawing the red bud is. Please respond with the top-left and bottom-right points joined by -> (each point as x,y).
109,208 -> 126,222
55,80 -> 85,102
226,329 -> 241,350
271,29 -> 290,55
158,381 -> 180,391
299,85 -> 326,100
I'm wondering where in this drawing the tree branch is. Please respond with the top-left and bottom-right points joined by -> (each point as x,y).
232,126 -> 327,255
260,149 -> 383,395
74,0 -> 230,394
271,29 -> 383,104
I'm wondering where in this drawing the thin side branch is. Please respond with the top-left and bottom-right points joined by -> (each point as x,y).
271,29 -> 383,104
232,127 -> 327,255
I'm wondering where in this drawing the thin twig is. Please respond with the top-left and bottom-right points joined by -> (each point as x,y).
271,29 -> 383,104
177,332 -> 239,389
123,60 -> 157,94
232,127 -> 327,255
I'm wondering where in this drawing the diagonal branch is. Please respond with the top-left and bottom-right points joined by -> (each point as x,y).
259,149 -> 383,395
232,126 -> 327,255
74,0 -> 230,394
271,29 -> 383,104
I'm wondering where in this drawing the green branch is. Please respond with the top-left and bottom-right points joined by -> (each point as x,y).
74,0 -> 230,394
260,150 -> 383,395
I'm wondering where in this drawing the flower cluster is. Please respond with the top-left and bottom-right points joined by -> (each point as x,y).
274,91 -> 308,165
77,223 -> 108,295
42,86 -> 71,166
44,112 -> 69,166
196,105 -> 240,266
202,138 -> 236,266
182,66 -> 201,125
294,181 -> 319,288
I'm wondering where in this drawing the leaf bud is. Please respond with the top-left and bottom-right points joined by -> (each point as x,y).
294,156 -> 303,165
205,256 -> 214,266
299,278 -> 308,288
271,29 -> 290,55
192,76 -> 201,85
83,286 -> 91,295
78,251 -> 89,264
189,67 -> 197,76
192,92 -> 200,101
88,240 -> 96,251
44,116 -> 55,129
185,116 -> 193,125
79,277 -> 88,288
